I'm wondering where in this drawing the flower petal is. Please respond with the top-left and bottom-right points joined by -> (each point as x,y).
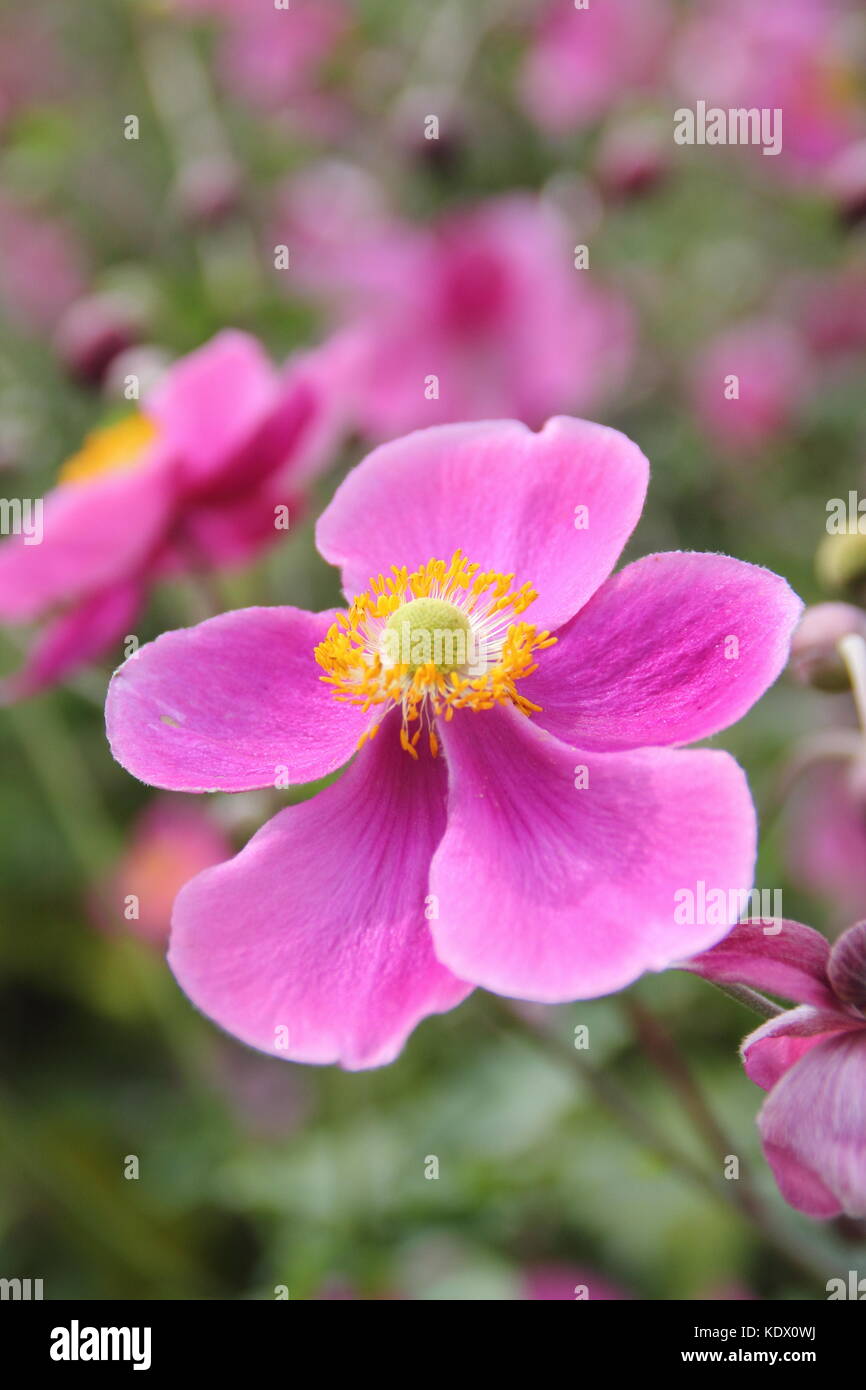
169,715 -> 472,1069
827,920 -> 866,1012
784,761 -> 866,921
430,706 -> 756,1001
316,417 -> 648,631
106,607 -> 371,791
757,1031 -> 866,1219
2,579 -> 144,702
0,458 -> 174,622
683,917 -> 836,1009
522,552 -> 802,751
147,329 -> 280,489
740,1005 -> 859,1091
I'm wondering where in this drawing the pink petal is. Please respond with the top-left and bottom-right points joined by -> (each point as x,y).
522,552 -> 802,751
106,606 -> 371,791
2,579 -> 144,701
683,918 -> 836,1009
158,480 -> 305,573
0,458 -> 174,622
168,715 -> 472,1069
522,1264 -> 630,1301
429,706 -> 757,1001
784,762 -> 866,921
740,1005 -> 859,1091
316,417 -> 648,631
146,329 -> 284,490
757,1031 -> 866,1219
827,920 -> 866,1011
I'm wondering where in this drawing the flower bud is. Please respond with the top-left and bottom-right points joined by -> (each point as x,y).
815,530 -> 866,600
826,139 -> 866,229
789,602 -> 866,691
173,155 -> 243,229
594,116 -> 669,200
53,292 -> 141,386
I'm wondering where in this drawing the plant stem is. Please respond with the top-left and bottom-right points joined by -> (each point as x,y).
706,979 -> 783,1020
491,997 -> 844,1283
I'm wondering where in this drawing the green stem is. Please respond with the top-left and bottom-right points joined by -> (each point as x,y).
4,695 -> 118,879
491,997 -> 843,1283
706,979 -> 783,1020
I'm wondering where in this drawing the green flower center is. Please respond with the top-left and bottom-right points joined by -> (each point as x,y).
382,597 -> 472,674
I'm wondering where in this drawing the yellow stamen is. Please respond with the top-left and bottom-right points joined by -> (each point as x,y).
59,413 -> 157,485
314,549 -> 556,757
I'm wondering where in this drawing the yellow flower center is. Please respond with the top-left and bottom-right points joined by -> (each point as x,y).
314,550 -> 556,759
58,413 -> 157,485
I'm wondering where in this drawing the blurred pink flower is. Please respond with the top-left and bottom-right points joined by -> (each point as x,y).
825,138 -> 866,223
802,268 -> 866,359
672,0 -> 866,176
594,115 -> 671,200
785,759 -> 866,922
106,416 -> 799,1069
0,330 -> 342,699
522,1264 -> 630,1300
0,13 -> 68,131
173,0 -> 348,127
690,319 -> 812,457
279,180 -> 635,434
687,918 -> 866,1219
520,0 -> 671,136
93,797 -> 231,945
0,197 -> 85,334
53,293 -> 143,386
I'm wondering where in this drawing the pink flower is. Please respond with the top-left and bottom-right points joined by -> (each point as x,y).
802,268 -> 866,360
785,760 -> 866,923
522,1264 -> 629,1301
594,115 -> 671,200
0,330 -> 339,699
0,13 -> 68,133
520,0 -> 671,136
689,319 -> 812,458
92,798 -> 231,945
0,196 -> 85,334
105,417 -> 800,1070
281,185 -> 635,435
173,0 -> 348,126
672,0 -> 866,176
686,917 -> 866,1219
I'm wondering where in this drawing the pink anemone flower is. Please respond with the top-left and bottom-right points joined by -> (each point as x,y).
686,917 -> 866,1219
279,184 -> 635,436
0,330 -> 339,699
105,417 -> 800,1070
672,0 -> 866,177
172,0 -> 348,129
520,0 -> 671,137
689,319 -> 812,459
785,759 -> 866,925
0,195 -> 85,335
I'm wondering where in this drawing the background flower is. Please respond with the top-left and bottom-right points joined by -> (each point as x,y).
686,918 -> 866,1219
